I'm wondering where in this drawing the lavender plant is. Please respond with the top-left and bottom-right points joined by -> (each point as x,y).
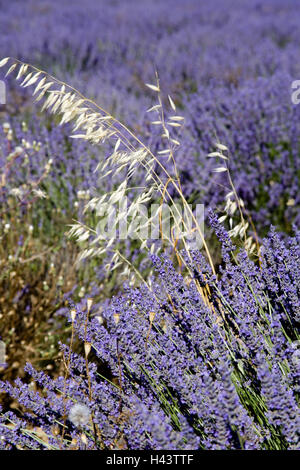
0,0 -> 299,452
0,226 -> 299,449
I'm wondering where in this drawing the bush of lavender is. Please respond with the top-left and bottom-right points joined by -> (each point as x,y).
0,222 -> 299,450
0,0 -> 299,452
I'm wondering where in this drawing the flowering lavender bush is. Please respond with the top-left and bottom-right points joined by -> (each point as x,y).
0,0 -> 299,452
0,224 -> 299,450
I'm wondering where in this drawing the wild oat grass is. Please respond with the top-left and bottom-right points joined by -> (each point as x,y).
0,58 -> 223,298
0,56 -> 266,340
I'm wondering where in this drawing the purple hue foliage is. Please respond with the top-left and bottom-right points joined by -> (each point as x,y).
0,0 -> 299,451
0,227 -> 299,449
0,0 -> 300,232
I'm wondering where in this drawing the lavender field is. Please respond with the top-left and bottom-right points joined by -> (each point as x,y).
0,0 -> 299,451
